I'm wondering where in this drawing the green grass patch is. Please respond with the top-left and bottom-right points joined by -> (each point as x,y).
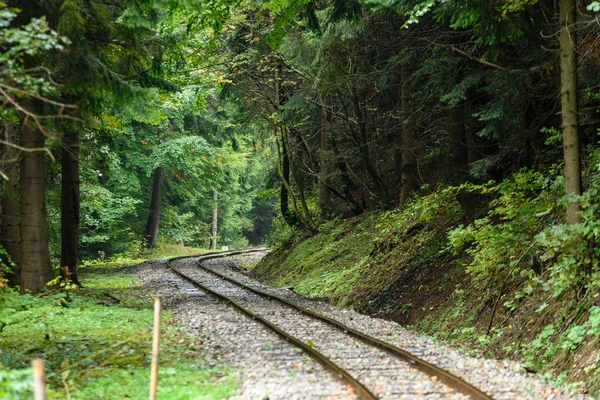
0,261 -> 238,399
91,244 -> 211,266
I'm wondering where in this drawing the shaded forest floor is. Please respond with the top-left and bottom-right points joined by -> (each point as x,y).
0,257 -> 237,399
255,180 -> 600,397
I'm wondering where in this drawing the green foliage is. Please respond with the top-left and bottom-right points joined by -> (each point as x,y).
522,323 -> 557,365
265,215 -> 299,247
588,2 -> 600,12
536,148 -> 600,297
0,368 -> 35,400
258,212 -> 380,304
523,307 -> 600,373
447,170 -> 561,281
0,5 -> 70,119
261,0 -> 312,48
256,152 -> 600,392
161,209 -> 207,245
541,126 -> 562,146
80,182 -> 142,250
446,148 -> 600,298
375,185 -> 462,249
0,245 -> 13,286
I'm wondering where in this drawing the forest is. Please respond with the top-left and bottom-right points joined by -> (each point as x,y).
2,0 -> 600,396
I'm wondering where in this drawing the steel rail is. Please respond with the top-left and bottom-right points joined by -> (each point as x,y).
191,249 -> 493,400
165,254 -> 377,400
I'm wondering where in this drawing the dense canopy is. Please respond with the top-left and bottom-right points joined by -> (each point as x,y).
0,0 -> 599,316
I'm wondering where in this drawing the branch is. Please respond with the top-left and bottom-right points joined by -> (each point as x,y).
23,66 -> 61,87
0,87 -> 52,139
450,46 -> 505,70
0,140 -> 55,162
0,86 -> 84,143
0,84 -> 78,109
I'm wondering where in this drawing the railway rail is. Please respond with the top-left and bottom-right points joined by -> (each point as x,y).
166,248 -> 493,400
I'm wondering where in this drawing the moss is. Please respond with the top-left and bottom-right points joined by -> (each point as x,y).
256,213 -> 379,304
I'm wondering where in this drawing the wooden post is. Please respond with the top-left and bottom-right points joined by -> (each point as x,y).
210,191 -> 218,250
149,297 -> 162,400
32,359 -> 46,400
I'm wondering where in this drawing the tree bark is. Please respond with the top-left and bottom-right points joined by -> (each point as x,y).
559,0 -> 581,224
319,105 -> 333,219
145,167 -> 164,248
1,122 -> 22,286
61,130 -> 80,285
210,190 -> 218,250
20,119 -> 53,292
399,63 -> 418,206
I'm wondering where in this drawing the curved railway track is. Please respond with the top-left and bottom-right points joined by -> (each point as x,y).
166,249 -> 493,400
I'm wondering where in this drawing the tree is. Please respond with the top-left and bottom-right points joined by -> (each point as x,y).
0,4 -> 72,291
19,117 -> 54,292
1,121 -> 21,286
61,128 -> 80,284
559,0 -> 581,224
145,167 -> 164,249
319,104 -> 333,219
399,59 -> 418,205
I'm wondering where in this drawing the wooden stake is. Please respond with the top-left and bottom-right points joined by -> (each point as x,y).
32,359 -> 46,400
149,296 -> 162,400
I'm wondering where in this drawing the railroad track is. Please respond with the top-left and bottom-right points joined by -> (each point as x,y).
166,249 -> 493,400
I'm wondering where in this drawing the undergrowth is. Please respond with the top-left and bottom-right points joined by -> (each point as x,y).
0,262 -> 237,399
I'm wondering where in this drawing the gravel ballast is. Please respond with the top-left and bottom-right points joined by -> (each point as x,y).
136,252 -> 591,399
136,258 -> 353,399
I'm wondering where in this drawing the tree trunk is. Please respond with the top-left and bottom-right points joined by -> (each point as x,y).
145,167 -> 164,248
331,134 -> 362,215
1,122 -> 22,286
350,88 -> 392,209
319,105 -> 333,219
559,0 -> 581,224
448,102 -> 468,184
399,63 -> 418,206
286,128 -> 316,231
278,136 -> 298,227
210,190 -> 218,250
20,119 -> 53,292
61,130 -> 80,285
274,60 -> 302,229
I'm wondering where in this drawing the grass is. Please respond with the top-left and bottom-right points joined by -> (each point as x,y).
0,257 -> 238,399
101,243 -> 211,265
